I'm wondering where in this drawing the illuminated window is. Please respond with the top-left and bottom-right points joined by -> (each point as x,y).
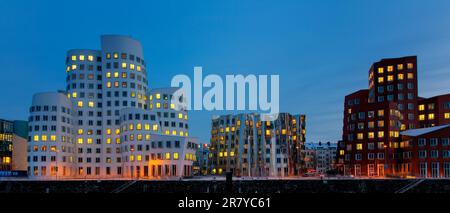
106,53 -> 111,59
114,72 -> 119,78
156,93 -> 161,99
378,110 -> 384,117
137,66 -> 141,71
115,129 -> 120,135
71,64 -> 77,70
129,124 -> 134,130
136,123 -> 142,130
78,129 -> 83,135
445,113 -> 450,119
130,64 -> 135,70
387,66 -> 393,72
122,72 -> 127,78
407,73 -> 414,79
165,130 -> 170,135
77,138 -> 83,144
72,92 -> 77,98
149,95 -> 153,100
88,101 -> 94,108
265,130 -> 271,136
340,150 -> 345,155
174,152 -> 179,160
357,133 -> 364,140
165,153 -> 171,160
407,63 -> 413,69
33,135 -> 39,142
130,155 -> 135,162
398,74 -> 404,80
419,114 -> 425,121
41,135 -> 48,142
387,75 -> 394,82
172,130 -> 177,135
282,129 -> 287,135
79,55 -> 85,61
122,62 -> 127,69
178,113 -> 183,119
378,120 -> 384,127
145,124 -> 150,131
88,55 -> 93,61
357,144 -> 363,150
170,103 -> 175,109
114,81 -> 119,87
230,151 -> 235,157
428,113 -> 435,120
418,104 -> 425,111
71,55 -> 77,61
184,115 -> 188,120
156,102 -> 161,109
378,131 -> 385,138
87,138 -> 93,144
152,124 -> 158,131
378,77 -> 384,83
77,101 -> 83,108
106,138 -> 111,144
378,67 -> 384,74
397,64 -> 404,70
113,52 -> 119,59
368,132 -> 374,139
180,131 -> 184,136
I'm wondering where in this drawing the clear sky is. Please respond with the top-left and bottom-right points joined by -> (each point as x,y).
1,0 -> 450,144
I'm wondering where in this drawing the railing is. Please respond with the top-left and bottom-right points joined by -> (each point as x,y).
111,180 -> 138,193
395,179 -> 425,193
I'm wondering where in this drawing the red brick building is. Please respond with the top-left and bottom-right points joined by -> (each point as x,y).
400,124 -> 450,178
418,94 -> 450,128
337,56 -> 450,178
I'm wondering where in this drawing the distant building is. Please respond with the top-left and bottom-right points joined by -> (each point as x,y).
0,119 -> 28,172
210,113 -> 306,177
194,143 -> 210,175
305,142 -> 337,174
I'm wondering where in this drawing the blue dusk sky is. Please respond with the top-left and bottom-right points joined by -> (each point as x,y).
1,0 -> 450,144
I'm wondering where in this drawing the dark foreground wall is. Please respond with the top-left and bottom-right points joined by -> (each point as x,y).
1,179 -> 450,193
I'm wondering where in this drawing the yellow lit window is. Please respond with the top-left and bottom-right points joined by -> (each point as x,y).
407,63 -> 413,69
368,132 -> 374,139
79,55 -> 85,61
174,152 -> 179,160
88,55 -> 93,61
130,155 -> 135,162
156,93 -> 161,99
152,124 -> 158,131
378,131 -> 385,138
397,64 -> 403,70
33,135 -> 39,142
136,123 -> 142,130
78,129 -> 83,135
445,113 -> 450,119
156,102 -> 161,109
145,124 -> 150,131
115,129 -> 120,135
172,130 -> 177,135
106,138 -> 111,144
66,66 -> 70,72
113,53 -> 118,59
114,72 -> 119,78
77,138 -> 83,144
72,92 -> 77,98
116,138 -> 121,144
398,74 -> 404,80
87,138 -> 93,144
357,144 -> 363,150
419,114 -> 425,121
387,75 -> 394,82
129,124 -> 134,130
137,155 -> 142,161
428,113 -> 435,120
149,95 -> 153,100
282,129 -> 287,135
71,55 -> 77,61
145,134 -> 150,140
130,64 -> 135,70
378,110 -> 384,116
226,127 -> 230,132
230,151 -> 235,157
137,66 -> 141,71
357,133 -> 364,140
184,115 -> 188,120
71,64 -> 77,70
50,146 -> 57,152
106,72 -> 111,78
165,130 -> 170,135
378,77 -> 384,83
114,81 -> 119,87
49,135 -> 56,141
88,101 -> 94,108
122,62 -> 127,69
165,153 -> 171,160
265,130 -> 271,136
378,67 -> 384,74
387,66 -> 393,72
407,73 -> 414,79
180,131 -> 184,136
137,134 -> 142,141
170,103 -> 175,109
106,53 -> 111,59
106,128 -> 111,135
340,150 -> 344,156
77,101 -> 83,108
419,105 -> 425,111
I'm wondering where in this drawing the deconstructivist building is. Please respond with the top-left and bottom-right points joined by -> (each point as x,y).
209,113 -> 306,177
0,119 -> 28,174
336,56 -> 450,178
27,35 -> 198,180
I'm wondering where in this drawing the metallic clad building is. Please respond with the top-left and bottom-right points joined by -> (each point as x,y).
210,113 -> 306,177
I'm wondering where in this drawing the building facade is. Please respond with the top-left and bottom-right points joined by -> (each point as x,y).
305,142 -> 337,174
209,113 -> 306,177
27,35 -> 198,179
0,119 -> 28,172
193,143 -> 210,175
337,56 -> 450,178
418,94 -> 450,128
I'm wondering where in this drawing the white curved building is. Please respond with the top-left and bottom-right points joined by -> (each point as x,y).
28,35 -> 198,179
